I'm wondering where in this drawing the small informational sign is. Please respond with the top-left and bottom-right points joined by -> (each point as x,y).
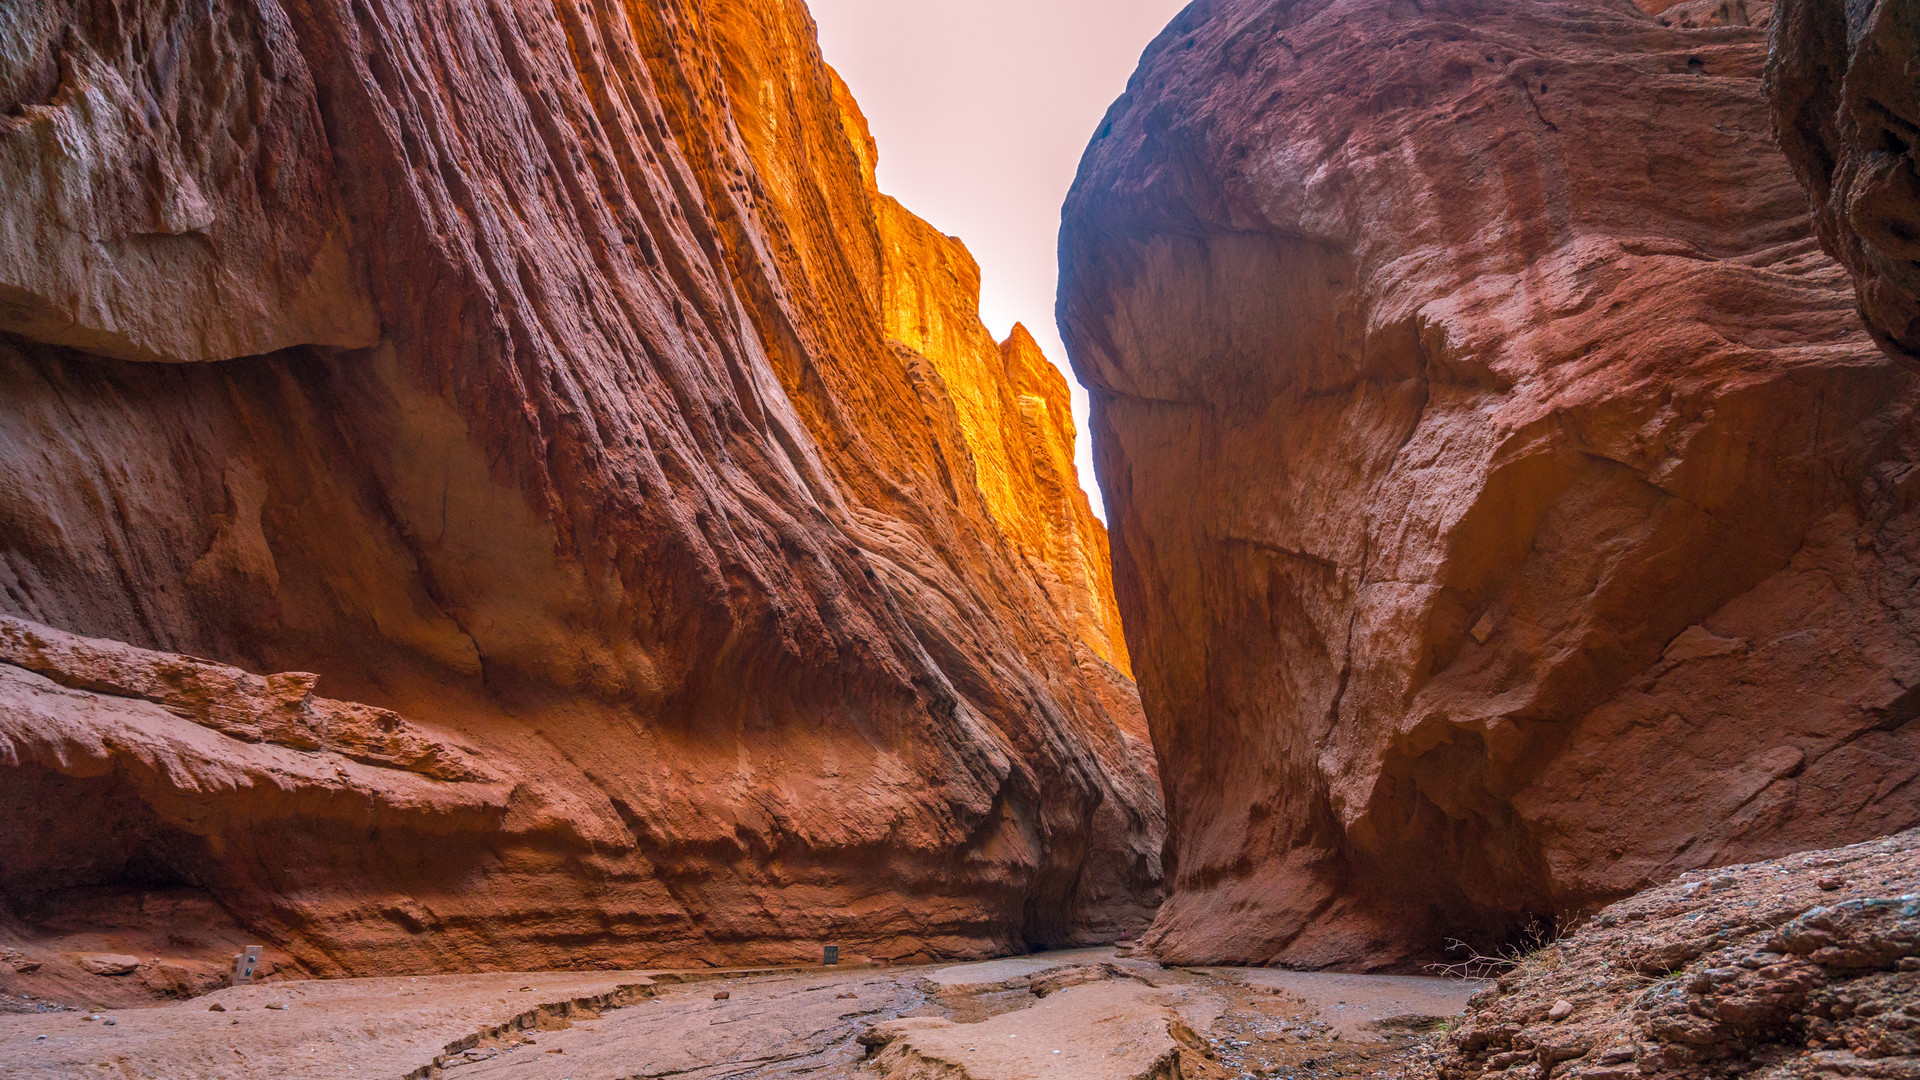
822,945 -> 839,966
231,946 -> 262,987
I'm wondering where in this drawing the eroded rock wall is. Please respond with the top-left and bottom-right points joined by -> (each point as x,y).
850,70 -> 1131,676
1060,0 -> 1920,969
1770,0 -> 1920,362
0,0 -> 1161,978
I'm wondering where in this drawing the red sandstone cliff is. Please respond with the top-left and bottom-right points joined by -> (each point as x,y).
0,0 -> 1161,988
829,75 -> 1131,679
1060,0 -> 1920,969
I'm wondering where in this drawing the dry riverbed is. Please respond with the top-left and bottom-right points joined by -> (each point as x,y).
0,948 -> 1482,1079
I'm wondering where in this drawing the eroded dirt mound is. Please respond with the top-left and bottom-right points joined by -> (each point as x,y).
0,0 -> 1161,980
1060,0 -> 1920,967
1431,829 -> 1920,1080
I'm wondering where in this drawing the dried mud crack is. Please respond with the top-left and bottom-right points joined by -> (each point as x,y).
0,949 -> 1481,1079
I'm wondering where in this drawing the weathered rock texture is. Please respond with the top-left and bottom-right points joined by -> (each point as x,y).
1060,0 -> 1920,969
1433,828 -> 1920,1080
0,0 -> 1161,979
1770,0 -> 1920,362
829,79 -> 1130,679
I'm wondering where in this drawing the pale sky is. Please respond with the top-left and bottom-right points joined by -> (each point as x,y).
806,0 -> 1194,520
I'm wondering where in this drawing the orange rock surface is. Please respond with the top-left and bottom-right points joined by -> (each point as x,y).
1060,0 -> 1920,968
850,70 -> 1130,675
0,0 -> 1161,980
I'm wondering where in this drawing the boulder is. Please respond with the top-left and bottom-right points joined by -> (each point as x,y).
76,955 -> 141,977
1060,0 -> 1920,967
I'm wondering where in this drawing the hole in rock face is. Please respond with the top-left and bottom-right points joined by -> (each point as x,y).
0,762 -> 247,967
0,764 -> 214,904
1881,114 -> 1912,158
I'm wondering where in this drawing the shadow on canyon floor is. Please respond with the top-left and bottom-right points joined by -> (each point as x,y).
3,830 -> 1914,1080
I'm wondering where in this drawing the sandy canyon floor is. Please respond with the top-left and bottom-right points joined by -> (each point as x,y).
0,948 -> 1480,1080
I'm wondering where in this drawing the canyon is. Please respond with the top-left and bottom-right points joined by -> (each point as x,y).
0,0 -> 1160,990
2,0 -> 1919,1074
1060,0 -> 1920,969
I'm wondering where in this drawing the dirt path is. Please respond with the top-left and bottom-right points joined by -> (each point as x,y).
0,950 -> 1483,1079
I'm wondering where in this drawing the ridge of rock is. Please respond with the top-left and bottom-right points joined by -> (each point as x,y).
1060,0 -> 1920,968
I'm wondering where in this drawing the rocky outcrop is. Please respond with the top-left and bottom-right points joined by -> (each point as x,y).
1060,0 -> 1920,968
1432,829 -> 1920,1080
0,616 -> 494,782
1769,0 -> 1920,361
0,0 -> 1161,979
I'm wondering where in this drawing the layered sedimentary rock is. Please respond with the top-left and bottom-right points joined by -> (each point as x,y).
1060,0 -> 1920,968
1770,0 -> 1920,361
0,0 -> 1161,979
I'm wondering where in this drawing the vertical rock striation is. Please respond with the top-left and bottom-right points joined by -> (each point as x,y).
0,0 -> 1161,977
845,70 -> 1130,678
1061,0 -> 1920,968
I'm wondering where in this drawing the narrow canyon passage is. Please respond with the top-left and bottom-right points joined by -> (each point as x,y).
2,0 -> 1919,1076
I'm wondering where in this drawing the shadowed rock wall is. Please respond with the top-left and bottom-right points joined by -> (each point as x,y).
0,0 -> 1161,978
1770,0 -> 1920,362
1060,0 -> 1920,969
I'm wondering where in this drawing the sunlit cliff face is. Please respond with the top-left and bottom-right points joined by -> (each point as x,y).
808,0 -> 1197,521
830,79 -> 1130,677
0,0 -> 1161,977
